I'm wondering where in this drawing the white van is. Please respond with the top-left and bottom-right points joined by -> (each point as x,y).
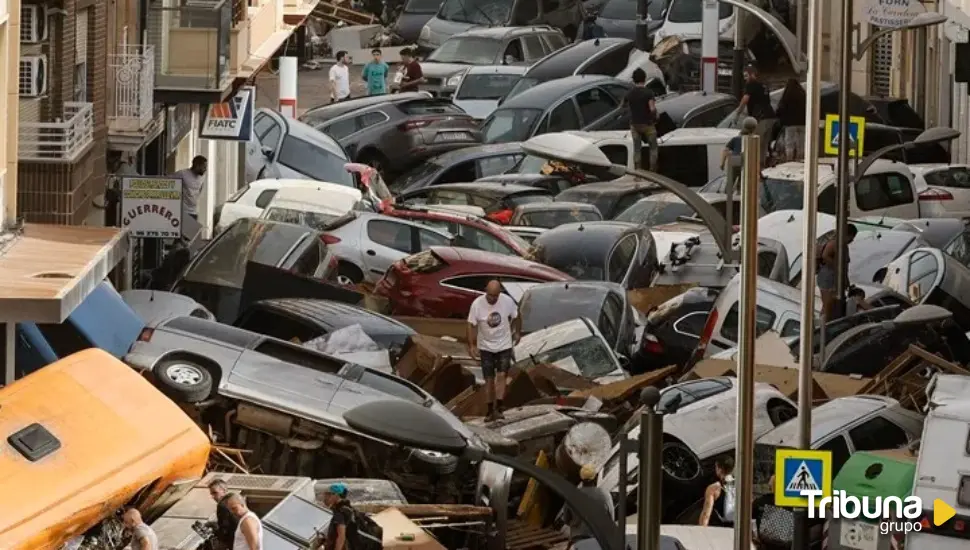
653,0 -> 766,43
564,127 -> 737,186
260,185 -> 364,229
907,374 -> 970,550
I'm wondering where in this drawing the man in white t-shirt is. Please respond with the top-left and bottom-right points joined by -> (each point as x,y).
467,279 -> 520,420
329,51 -> 351,103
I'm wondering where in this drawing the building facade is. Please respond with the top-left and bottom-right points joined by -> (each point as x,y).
1,0 -> 20,229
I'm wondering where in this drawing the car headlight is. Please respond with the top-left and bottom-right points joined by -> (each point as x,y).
446,74 -> 462,87
420,25 -> 431,40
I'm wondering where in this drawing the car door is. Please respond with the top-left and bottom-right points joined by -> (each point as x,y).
247,112 -> 285,182
607,234 -> 638,288
575,86 -> 623,131
361,217 -> 422,278
852,171 -> 919,219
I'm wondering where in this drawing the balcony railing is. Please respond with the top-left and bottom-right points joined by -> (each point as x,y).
109,45 -> 156,133
19,102 -> 95,162
147,0 -> 231,92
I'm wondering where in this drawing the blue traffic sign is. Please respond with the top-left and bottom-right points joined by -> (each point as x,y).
774,448 -> 833,507
823,114 -> 866,157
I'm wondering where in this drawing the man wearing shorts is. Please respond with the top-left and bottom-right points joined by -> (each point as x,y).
467,279 -> 520,421
818,224 -> 857,322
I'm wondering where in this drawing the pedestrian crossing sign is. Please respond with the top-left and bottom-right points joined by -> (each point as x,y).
823,113 -> 866,157
774,449 -> 833,507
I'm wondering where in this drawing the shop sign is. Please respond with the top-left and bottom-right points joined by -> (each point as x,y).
121,177 -> 183,238
863,0 -> 926,28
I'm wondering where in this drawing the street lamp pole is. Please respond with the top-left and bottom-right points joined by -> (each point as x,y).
834,11 -> 948,318
637,388 -> 663,550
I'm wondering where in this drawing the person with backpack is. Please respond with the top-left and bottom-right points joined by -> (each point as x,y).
698,455 -> 736,527
322,483 -> 383,550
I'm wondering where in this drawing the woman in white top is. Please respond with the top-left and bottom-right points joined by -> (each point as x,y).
226,493 -> 264,550
699,455 -> 736,527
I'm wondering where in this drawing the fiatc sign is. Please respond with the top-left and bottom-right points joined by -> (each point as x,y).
199,86 -> 255,141
121,177 -> 183,238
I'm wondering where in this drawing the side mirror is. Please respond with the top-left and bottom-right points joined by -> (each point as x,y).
261,146 -> 275,161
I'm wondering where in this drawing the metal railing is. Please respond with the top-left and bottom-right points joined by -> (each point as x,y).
109,45 -> 155,132
19,102 -> 95,162
147,0 -> 231,92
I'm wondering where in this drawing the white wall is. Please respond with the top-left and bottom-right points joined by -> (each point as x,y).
940,0 -> 970,163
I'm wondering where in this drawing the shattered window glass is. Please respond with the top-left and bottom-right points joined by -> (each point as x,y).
514,334 -> 617,378
403,250 -> 447,273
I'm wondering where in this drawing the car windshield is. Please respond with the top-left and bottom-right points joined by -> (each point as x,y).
277,137 -> 356,186
392,161 -> 444,192
505,77 -> 540,101
761,177 -> 805,212
427,37 -> 503,64
514,334 -> 617,379
615,200 -> 694,225
666,0 -> 732,22
519,209 -> 602,228
510,154 -> 551,174
481,108 -> 543,143
264,207 -> 341,230
531,244 -> 606,280
185,221 -> 306,288
438,0 -> 512,25
457,73 -> 522,99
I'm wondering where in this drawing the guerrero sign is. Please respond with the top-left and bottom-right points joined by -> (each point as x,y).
121,177 -> 183,238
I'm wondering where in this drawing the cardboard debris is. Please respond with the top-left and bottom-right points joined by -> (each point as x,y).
684,359 -> 870,402
394,316 -> 469,342
396,335 -> 473,382
526,363 -> 596,392
449,368 -> 554,418
700,331 -> 799,368
568,367 -> 676,402
628,284 -> 698,314
857,345 -> 970,411
370,508 -> 448,550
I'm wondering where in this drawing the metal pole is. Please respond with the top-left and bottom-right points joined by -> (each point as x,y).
915,27 -> 928,119
793,0 -> 824,542
734,128 -> 760,550
701,0 -> 719,93
617,427 -> 628,548
635,0 -> 651,51
637,390 -> 663,550
279,57 -> 299,118
732,9 -> 745,98
834,0 -> 854,321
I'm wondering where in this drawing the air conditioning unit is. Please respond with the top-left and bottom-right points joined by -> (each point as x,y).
19,55 -> 48,97
20,5 -> 48,43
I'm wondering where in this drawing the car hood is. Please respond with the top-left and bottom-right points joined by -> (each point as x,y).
393,12 -> 436,42
453,98 -> 500,120
421,62 -> 474,79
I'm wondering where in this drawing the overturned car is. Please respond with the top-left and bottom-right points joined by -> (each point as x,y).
125,315 -> 488,503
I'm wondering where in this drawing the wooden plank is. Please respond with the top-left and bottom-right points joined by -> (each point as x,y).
568,366 -> 676,402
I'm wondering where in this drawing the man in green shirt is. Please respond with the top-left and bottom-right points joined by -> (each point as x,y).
362,48 -> 390,95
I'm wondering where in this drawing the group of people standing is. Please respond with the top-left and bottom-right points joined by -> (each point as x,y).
328,48 -> 426,102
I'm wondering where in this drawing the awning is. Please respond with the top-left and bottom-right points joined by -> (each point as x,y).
237,29 -> 297,81
0,224 -> 129,323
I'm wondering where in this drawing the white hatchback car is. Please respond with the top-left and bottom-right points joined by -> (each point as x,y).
215,179 -> 358,233
908,164 -> 970,219
259,185 -> 364,228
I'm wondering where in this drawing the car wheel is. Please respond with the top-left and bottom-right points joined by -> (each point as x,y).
767,400 -> 797,426
409,449 -> 459,475
661,439 -> 702,483
336,262 -> 365,286
152,359 -> 214,403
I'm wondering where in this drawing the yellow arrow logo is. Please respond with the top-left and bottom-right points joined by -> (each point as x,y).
934,499 -> 956,526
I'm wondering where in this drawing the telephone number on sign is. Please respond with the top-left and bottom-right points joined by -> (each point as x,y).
135,230 -> 181,238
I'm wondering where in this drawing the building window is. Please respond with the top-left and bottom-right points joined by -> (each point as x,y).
74,8 -> 89,102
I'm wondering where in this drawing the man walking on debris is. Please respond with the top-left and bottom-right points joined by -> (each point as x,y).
565,465 -> 614,545
467,279 -> 520,421
322,483 -> 359,550
227,493 -> 263,550
207,479 -> 239,549
123,508 -> 159,550
622,68 -> 658,171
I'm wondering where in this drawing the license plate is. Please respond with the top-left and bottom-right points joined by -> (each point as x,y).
839,520 -> 879,550
435,132 -> 471,142
717,68 -> 732,76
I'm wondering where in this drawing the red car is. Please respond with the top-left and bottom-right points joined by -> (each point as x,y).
374,246 -> 572,318
384,205 -> 532,257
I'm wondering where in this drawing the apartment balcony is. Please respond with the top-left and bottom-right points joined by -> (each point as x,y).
148,0 -> 293,104
109,45 -> 165,150
19,102 -> 95,163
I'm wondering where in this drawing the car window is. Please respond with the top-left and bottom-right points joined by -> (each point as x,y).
601,83 -> 632,103
959,476 -> 970,507
254,113 -> 274,137
457,73 -> 522,101
614,191 -> 651,217
478,154 -> 522,177
818,185 -> 837,214
575,87 -> 618,124
236,309 -> 322,342
255,189 -> 278,208
542,32 -> 567,51
547,101 -> 582,132
35,323 -> 92,358
944,231 -> 970,267
323,117 -> 360,140
260,124 -> 283,150
672,311 -> 708,337
431,189 -> 471,205
357,371 -> 426,404
522,36 -> 546,60
367,219 -> 414,253
906,250 -> 939,302
398,100 -> 467,116
720,302 -> 776,341
848,416 -> 910,451
854,173 -> 914,211
359,111 -> 387,128
581,46 -> 634,77
924,167 -> 970,189
263,207 -> 302,224
460,226 -> 514,254
600,144 -> 629,166
599,292 -> 624,346
437,161 -> 477,183
418,228 -> 452,248
684,105 -> 734,128
659,378 -> 730,411
443,275 -> 491,292
658,145 -> 709,187
819,435 -> 852,475
277,137 -> 356,186
482,108 -> 544,143
780,319 -> 800,337
608,234 -> 637,283
290,240 -> 323,277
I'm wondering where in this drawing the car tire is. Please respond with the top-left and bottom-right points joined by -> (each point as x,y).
152,359 -> 214,404
409,449 -> 459,475
661,439 -> 702,483
336,262 -> 365,286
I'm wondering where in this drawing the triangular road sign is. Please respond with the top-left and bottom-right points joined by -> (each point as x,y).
786,461 -> 821,493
